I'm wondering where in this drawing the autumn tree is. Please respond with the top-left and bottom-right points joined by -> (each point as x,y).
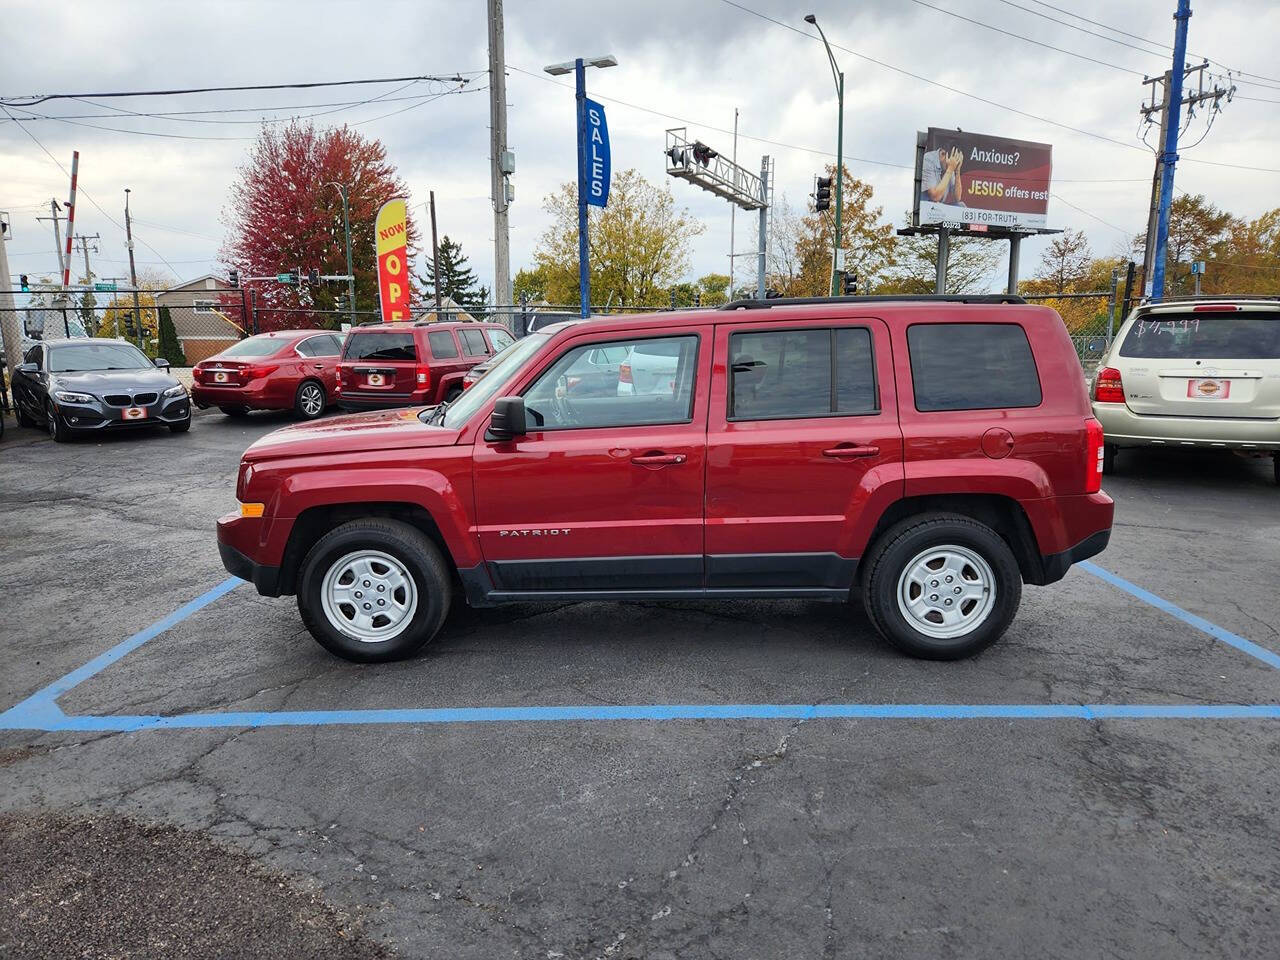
878,215 -> 1002,295
1133,193 -> 1238,297
1211,208 -> 1280,295
530,169 -> 704,308
221,122 -> 414,329
766,166 -> 895,297
1035,228 -> 1092,293
418,236 -> 488,314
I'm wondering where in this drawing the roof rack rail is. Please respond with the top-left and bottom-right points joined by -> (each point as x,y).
1139,294 -> 1280,305
720,294 -> 1027,310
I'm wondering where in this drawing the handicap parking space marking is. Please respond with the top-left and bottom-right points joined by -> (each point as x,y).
2,562 -> 1277,733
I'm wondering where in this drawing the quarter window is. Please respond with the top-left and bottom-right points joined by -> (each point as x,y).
427,331 -> 459,359
460,328 -> 490,356
523,335 -> 698,430
728,327 -> 877,420
487,328 -> 515,352
907,323 -> 1041,412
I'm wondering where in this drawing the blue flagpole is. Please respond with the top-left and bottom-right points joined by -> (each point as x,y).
576,58 -> 590,318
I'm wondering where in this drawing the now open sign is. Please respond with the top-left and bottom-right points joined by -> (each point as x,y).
584,98 -> 610,208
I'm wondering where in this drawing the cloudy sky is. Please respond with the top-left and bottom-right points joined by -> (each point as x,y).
3,0 -> 1278,299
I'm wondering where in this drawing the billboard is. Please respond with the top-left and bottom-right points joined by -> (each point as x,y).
374,198 -> 410,323
913,128 -> 1052,230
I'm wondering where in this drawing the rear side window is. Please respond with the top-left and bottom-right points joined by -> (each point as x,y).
428,330 -> 459,359
907,323 -> 1041,412
343,332 -> 416,362
1118,313 -> 1280,360
729,327 -> 877,420
459,328 -> 489,356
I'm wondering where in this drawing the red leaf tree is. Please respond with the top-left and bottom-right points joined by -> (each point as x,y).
220,122 -> 416,331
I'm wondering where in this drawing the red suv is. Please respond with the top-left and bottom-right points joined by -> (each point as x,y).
335,321 -> 515,411
218,297 -> 1113,663
192,329 -> 343,420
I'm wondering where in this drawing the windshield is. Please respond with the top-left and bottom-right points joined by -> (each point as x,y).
49,341 -> 152,372
220,336 -> 288,358
1119,312 -> 1280,360
437,333 -> 549,429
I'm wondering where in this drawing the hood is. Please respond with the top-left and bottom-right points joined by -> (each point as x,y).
242,406 -> 460,462
53,367 -> 179,394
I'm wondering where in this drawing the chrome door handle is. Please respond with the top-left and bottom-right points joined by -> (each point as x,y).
822,444 -> 880,459
313,363 -> 324,369
631,453 -> 687,466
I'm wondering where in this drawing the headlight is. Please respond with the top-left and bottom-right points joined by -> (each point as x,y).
54,390 -> 95,404
163,384 -> 188,398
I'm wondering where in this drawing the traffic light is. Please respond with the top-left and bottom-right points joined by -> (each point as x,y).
308,268 -> 320,285
694,291 -> 702,308
814,176 -> 832,213
841,270 -> 858,296
228,268 -> 239,289
692,142 -> 718,166
666,146 -> 687,166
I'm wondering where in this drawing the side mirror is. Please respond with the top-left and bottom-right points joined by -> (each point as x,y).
16,362 -> 37,374
153,357 -> 170,369
487,396 -> 526,442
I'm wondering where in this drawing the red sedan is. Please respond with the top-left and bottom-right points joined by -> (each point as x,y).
192,329 -> 344,420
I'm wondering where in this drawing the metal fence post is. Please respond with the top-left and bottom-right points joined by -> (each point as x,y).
250,289 -> 259,335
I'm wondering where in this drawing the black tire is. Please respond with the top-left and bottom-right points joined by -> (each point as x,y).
297,518 -> 452,663
219,406 -> 249,418
1102,443 -> 1117,475
45,401 -> 71,443
860,513 -> 1022,660
294,379 -> 326,420
15,397 -> 37,429
169,416 -> 191,433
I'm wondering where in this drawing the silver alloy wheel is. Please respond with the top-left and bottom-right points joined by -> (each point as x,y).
320,549 -> 419,643
896,543 -> 997,640
300,383 -> 324,417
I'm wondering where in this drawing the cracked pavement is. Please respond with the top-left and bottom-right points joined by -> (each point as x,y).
2,409 -> 1279,958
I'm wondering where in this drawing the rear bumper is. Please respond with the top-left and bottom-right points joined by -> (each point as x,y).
192,382 -> 275,410
336,391 -> 429,411
1093,401 -> 1280,451
1038,528 -> 1110,586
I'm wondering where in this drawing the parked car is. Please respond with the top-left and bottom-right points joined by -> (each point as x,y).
335,321 -> 515,411
1092,297 -> 1280,484
192,330 -> 343,420
11,338 -> 191,442
218,296 -> 1113,663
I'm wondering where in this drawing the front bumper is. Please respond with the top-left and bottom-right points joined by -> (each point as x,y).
1093,401 -> 1280,451
54,394 -> 190,431
218,541 -> 282,596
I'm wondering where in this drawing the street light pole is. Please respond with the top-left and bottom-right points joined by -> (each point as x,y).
325,182 -> 356,327
545,54 -> 617,319
124,188 -> 144,348
805,14 -> 845,297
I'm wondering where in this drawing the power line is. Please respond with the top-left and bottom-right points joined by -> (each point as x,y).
714,0 -> 1280,174
991,0 -> 1170,59
1,73 -> 475,107
906,0 -> 1146,76
1051,192 -> 1131,235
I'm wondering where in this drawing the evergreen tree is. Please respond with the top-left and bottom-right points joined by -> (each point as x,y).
156,306 -> 187,366
418,235 -> 490,313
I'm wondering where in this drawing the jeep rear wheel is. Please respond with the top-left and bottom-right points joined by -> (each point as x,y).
861,513 -> 1021,660
297,518 -> 452,662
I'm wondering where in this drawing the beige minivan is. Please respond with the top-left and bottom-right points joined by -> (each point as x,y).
1091,297 -> 1280,484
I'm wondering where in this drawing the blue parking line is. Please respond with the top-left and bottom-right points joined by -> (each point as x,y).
6,702 -> 1280,732
1080,561 -> 1280,672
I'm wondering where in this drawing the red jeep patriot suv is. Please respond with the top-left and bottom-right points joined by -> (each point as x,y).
218,297 -> 1113,663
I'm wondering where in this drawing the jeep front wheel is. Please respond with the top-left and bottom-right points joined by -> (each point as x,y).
861,514 -> 1021,660
297,518 -> 452,662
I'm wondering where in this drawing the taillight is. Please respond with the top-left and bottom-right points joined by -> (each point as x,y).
619,363 -> 633,384
243,363 -> 278,381
1085,418 -> 1104,493
192,366 -> 205,383
1093,367 -> 1124,403
416,364 -> 431,388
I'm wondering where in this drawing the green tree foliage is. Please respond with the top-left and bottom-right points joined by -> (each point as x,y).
1133,193 -> 1238,297
877,215 -> 1002,295
156,305 -> 187,366
530,169 -> 705,307
418,235 -> 489,313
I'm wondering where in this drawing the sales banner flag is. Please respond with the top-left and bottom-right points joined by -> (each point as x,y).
584,98 -> 610,208
375,198 -> 410,323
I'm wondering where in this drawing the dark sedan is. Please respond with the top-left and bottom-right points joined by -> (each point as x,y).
11,339 -> 192,442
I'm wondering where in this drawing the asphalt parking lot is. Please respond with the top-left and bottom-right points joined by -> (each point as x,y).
2,408 -> 1279,959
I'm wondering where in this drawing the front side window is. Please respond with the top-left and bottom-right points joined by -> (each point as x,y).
460,328 -> 490,356
907,323 -> 1041,412
523,335 -> 698,431
427,331 -> 459,359
729,327 -> 877,420
343,332 -> 416,362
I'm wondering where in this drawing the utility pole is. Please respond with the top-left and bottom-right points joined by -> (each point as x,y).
37,199 -> 67,280
728,107 -> 738,301
124,188 -> 144,349
36,199 -> 72,338
61,150 -> 79,289
0,212 -> 23,378
757,155 -> 769,300
324,182 -> 356,327
75,233 -> 101,332
1140,71 -> 1172,293
487,0 -> 512,310
429,190 -> 442,318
